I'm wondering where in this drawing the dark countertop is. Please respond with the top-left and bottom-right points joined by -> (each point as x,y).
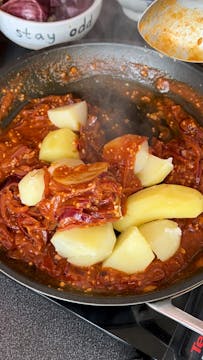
0,2 -> 146,360
0,273 -> 137,360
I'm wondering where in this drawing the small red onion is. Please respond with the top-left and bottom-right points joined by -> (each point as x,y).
1,0 -> 50,21
50,0 -> 94,20
0,0 -> 94,21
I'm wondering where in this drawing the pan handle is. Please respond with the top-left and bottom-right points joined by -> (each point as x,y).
147,299 -> 203,335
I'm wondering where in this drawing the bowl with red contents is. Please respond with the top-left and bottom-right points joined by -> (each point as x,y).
0,0 -> 102,49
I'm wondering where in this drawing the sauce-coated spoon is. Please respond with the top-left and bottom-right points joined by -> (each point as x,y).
138,0 -> 203,62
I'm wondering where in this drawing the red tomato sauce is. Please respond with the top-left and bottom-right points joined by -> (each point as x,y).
0,90 -> 202,294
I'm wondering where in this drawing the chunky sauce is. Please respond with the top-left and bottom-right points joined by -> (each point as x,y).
0,80 -> 203,294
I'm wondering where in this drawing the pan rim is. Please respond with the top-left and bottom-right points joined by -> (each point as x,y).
1,41 -> 202,77
1,262 -> 202,305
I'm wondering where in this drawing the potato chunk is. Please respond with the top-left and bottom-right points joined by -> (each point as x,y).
51,223 -> 116,267
39,128 -> 79,163
139,220 -> 182,261
48,101 -> 88,131
103,135 -> 149,174
114,184 -> 203,232
134,140 -> 149,173
18,169 -> 45,206
136,155 -> 173,187
103,226 -> 155,274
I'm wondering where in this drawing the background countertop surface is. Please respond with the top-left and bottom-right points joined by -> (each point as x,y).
0,2 -> 146,359
0,273 -> 137,360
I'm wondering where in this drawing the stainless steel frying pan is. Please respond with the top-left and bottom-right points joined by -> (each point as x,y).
0,43 -> 202,334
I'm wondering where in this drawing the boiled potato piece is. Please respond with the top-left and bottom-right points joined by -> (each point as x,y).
137,155 -> 173,187
18,169 -> 45,206
39,128 -> 79,163
134,140 -> 149,173
103,135 -> 149,174
51,223 -> 116,267
139,220 -> 182,261
48,101 -> 87,131
103,226 -> 155,274
114,184 -> 203,232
